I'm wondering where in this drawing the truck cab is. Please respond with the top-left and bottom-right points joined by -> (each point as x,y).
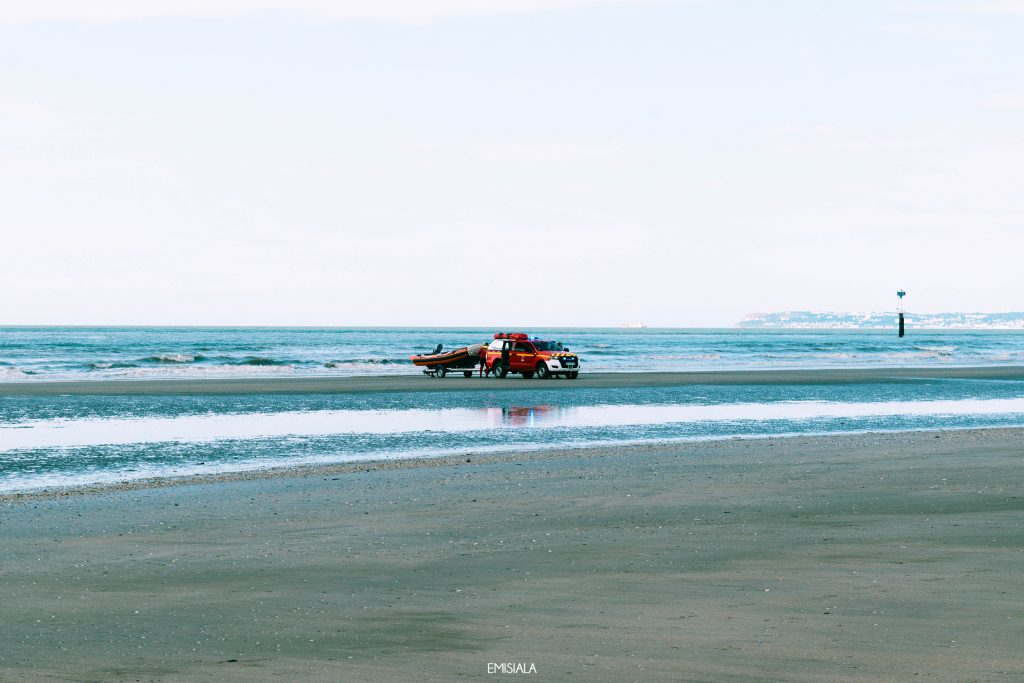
486,333 -> 580,379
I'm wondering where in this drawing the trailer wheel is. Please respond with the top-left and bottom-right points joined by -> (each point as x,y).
435,366 -> 447,378
463,371 -> 473,378
535,363 -> 551,379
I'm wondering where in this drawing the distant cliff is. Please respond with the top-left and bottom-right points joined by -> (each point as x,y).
738,312 -> 1024,330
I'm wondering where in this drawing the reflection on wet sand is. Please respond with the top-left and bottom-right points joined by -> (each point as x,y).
7,397 -> 1024,452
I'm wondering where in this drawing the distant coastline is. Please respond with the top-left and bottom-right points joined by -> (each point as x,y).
739,311 -> 1024,330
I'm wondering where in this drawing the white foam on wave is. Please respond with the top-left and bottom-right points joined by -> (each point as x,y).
94,364 -> 297,379
915,345 -> 957,356
152,353 -> 197,363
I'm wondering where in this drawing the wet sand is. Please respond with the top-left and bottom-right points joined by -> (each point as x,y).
5,365 -> 1024,395
2,428 -> 1023,681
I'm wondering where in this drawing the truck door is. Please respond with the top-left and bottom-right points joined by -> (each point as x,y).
512,342 -> 535,372
493,340 -> 509,371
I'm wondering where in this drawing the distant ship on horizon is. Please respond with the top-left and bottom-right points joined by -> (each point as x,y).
617,322 -> 649,329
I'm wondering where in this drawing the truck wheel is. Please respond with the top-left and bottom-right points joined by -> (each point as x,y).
435,366 -> 446,378
568,371 -> 579,379
463,371 -> 473,378
521,371 -> 534,379
493,364 -> 508,378
535,363 -> 551,379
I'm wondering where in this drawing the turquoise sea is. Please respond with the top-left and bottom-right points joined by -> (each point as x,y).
4,326 -> 1024,380
4,327 -> 1024,492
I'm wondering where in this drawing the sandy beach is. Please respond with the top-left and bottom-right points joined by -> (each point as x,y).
5,365 -> 1024,396
3,428 -> 1023,681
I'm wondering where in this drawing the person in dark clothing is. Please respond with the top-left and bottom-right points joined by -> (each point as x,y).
500,342 -> 511,374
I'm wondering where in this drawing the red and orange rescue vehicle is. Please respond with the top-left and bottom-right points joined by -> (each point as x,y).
485,332 -> 580,379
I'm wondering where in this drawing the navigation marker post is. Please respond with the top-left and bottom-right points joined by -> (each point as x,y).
897,290 -> 906,337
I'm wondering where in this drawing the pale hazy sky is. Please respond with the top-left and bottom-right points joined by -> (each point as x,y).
2,0 -> 1023,326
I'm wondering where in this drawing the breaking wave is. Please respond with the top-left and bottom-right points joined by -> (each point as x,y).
324,358 -> 406,368
83,364 -> 298,379
651,353 -> 722,361
914,345 -> 957,356
0,366 -> 33,380
88,362 -> 140,370
143,353 -> 205,364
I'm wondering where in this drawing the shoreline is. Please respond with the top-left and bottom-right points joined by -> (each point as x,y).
5,364 -> 1024,395
1,425 -> 1019,502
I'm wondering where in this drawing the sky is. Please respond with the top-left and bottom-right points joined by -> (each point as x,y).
1,0 -> 1023,326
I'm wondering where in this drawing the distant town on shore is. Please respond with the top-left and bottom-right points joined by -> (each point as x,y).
739,312 -> 1024,330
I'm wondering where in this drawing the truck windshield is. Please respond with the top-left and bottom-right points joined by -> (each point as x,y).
532,341 -> 563,351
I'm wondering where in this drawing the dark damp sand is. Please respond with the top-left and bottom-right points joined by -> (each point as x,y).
5,365 -> 1024,395
3,429 -> 1024,681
